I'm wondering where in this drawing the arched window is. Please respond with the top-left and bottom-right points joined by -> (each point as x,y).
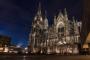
58,27 -> 64,36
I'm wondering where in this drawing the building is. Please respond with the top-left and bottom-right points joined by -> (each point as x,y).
0,35 -> 11,53
0,35 -> 11,47
29,3 -> 81,55
81,0 -> 90,44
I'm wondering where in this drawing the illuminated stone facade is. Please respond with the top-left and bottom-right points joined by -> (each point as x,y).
29,3 -> 81,55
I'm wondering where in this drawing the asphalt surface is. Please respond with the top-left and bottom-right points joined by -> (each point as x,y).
0,55 -> 89,60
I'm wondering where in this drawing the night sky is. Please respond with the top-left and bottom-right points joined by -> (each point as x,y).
0,0 -> 82,47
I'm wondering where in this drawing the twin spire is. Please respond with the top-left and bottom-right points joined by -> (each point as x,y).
35,2 -> 69,27
36,2 -> 68,19
35,2 -> 74,26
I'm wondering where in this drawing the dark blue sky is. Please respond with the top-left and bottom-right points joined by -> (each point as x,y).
0,0 -> 82,47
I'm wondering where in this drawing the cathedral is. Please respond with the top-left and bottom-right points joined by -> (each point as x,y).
29,3 -> 81,55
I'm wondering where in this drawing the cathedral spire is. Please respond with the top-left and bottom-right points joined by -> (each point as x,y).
58,10 -> 63,17
72,16 -> 79,35
37,2 -> 42,16
64,8 -> 67,17
57,10 -> 64,20
34,2 -> 43,22
54,15 -> 57,25
72,16 -> 76,28
44,10 -> 48,29
64,8 -> 68,20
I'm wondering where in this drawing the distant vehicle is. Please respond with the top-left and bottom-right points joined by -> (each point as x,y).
9,46 -> 22,54
9,49 -> 18,54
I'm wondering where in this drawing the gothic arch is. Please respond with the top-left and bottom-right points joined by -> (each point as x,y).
56,21 -> 65,32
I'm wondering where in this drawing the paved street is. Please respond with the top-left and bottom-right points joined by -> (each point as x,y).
0,55 -> 90,60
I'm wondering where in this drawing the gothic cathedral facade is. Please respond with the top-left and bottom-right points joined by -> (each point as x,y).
29,3 -> 81,55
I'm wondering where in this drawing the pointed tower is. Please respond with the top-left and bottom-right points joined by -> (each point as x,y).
72,17 -> 79,35
64,9 -> 70,36
57,11 -> 64,22
64,8 -> 68,21
72,17 -> 80,43
34,2 -> 43,22
30,2 -> 45,53
44,11 -> 48,29
72,16 -> 76,33
54,15 -> 57,26
37,2 -> 42,16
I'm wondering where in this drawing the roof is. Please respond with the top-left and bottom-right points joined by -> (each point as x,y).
86,32 -> 90,43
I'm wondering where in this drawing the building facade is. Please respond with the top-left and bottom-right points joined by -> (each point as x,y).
29,3 -> 81,55
0,35 -> 11,52
0,35 -> 11,47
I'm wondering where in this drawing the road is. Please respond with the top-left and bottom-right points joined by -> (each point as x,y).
0,55 -> 90,60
